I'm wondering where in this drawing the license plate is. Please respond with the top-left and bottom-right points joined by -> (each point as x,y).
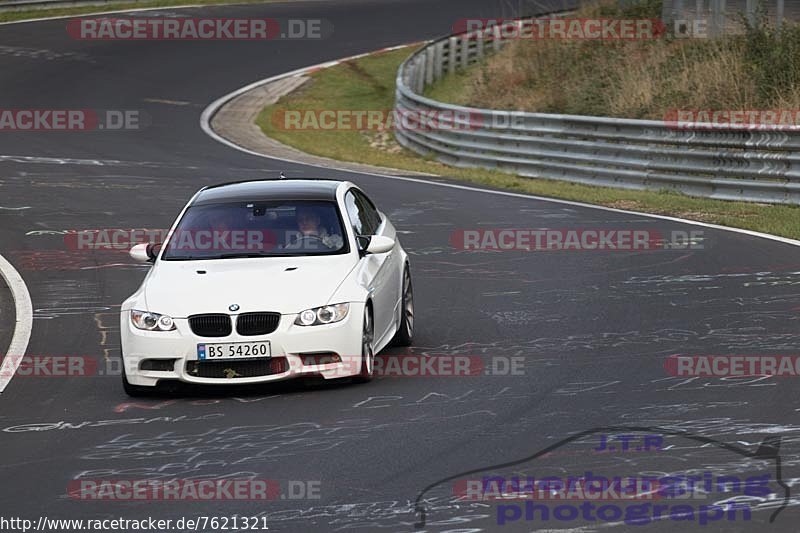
197,341 -> 271,361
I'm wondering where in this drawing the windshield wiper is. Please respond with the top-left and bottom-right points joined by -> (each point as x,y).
212,252 -> 274,259
161,253 -> 272,261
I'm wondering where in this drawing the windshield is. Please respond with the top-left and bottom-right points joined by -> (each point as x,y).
161,200 -> 348,260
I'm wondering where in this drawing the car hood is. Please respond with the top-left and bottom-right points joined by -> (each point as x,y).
144,255 -> 357,317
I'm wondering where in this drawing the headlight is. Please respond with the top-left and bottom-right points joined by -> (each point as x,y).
131,310 -> 176,331
294,303 -> 349,326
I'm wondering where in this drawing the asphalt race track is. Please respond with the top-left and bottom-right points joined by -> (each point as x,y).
1,0 -> 800,531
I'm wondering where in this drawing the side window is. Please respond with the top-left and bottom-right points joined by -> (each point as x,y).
345,190 -> 367,235
353,190 -> 382,234
345,189 -> 382,235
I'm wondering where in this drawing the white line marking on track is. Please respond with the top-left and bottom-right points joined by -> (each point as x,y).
0,253 -> 33,393
0,0 -> 326,26
200,52 -> 800,250
0,3 -> 205,26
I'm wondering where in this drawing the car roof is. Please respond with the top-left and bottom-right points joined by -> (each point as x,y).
193,179 -> 344,205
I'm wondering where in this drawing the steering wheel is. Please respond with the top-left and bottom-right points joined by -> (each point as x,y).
291,234 -> 331,249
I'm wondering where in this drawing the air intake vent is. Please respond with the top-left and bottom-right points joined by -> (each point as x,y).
186,357 -> 288,378
189,314 -> 232,337
236,312 -> 281,336
139,359 -> 177,372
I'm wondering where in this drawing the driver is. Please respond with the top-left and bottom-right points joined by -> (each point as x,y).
205,209 -> 239,232
295,206 -> 343,249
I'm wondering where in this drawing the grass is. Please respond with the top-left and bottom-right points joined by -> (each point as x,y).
425,0 -> 800,119
256,45 -> 800,240
0,0 -> 284,23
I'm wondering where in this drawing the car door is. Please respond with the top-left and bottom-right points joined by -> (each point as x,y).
357,190 -> 402,333
345,188 -> 398,346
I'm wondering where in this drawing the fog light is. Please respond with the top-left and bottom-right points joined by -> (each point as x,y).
139,359 -> 177,372
300,353 -> 342,366
270,358 -> 288,373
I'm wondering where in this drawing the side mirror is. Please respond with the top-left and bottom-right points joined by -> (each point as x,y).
364,235 -> 395,255
130,243 -> 159,263
356,236 -> 371,255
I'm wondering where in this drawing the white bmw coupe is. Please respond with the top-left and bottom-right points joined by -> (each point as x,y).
120,179 -> 413,395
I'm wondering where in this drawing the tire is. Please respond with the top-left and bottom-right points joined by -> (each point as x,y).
390,265 -> 414,347
121,360 -> 153,397
354,305 -> 375,383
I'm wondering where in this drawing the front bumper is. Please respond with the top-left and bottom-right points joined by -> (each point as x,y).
120,304 -> 365,387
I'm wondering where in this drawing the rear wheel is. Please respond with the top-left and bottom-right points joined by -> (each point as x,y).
354,305 -> 375,383
391,265 -> 414,347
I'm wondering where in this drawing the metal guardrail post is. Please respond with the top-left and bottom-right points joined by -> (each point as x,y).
662,0 -> 672,25
709,0 -> 721,36
492,25 -> 502,51
460,34 -> 470,69
746,0 -> 756,27
674,0 -> 685,22
424,47 -> 434,86
447,36 -> 457,74
433,41 -> 444,82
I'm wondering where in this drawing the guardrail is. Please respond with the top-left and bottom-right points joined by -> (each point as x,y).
394,20 -> 800,205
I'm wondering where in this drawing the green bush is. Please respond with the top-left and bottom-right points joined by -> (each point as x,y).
742,17 -> 800,104
596,0 -> 662,18
426,0 -> 800,118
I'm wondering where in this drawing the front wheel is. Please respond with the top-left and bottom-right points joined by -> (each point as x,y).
354,305 -> 375,383
390,265 -> 414,347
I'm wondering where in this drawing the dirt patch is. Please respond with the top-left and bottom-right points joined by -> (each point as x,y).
607,200 -> 645,210
363,130 -> 403,154
342,60 -> 389,95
